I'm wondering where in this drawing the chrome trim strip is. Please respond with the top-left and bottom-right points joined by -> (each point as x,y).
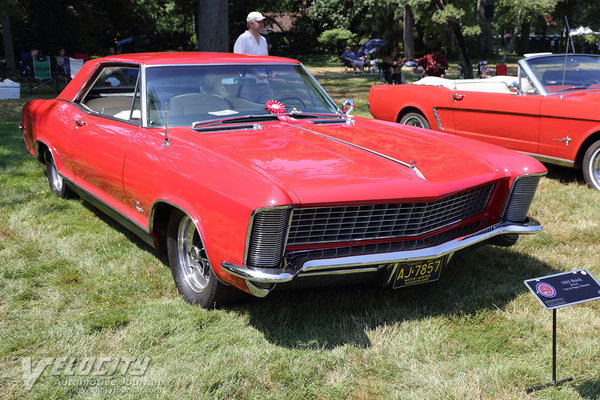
524,152 -> 575,168
298,266 -> 380,277
433,107 -> 444,131
222,217 -> 541,286
500,172 -> 547,220
283,122 -> 427,180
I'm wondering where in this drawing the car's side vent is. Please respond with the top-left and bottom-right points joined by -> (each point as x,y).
246,207 -> 291,268
503,175 -> 543,222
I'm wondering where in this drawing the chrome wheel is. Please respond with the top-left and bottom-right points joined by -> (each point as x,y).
45,152 -> 73,198
583,141 -> 600,191
167,209 -> 241,307
48,157 -> 64,192
176,215 -> 210,293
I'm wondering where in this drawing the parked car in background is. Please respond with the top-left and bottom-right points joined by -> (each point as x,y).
369,53 -> 600,190
21,52 -> 546,308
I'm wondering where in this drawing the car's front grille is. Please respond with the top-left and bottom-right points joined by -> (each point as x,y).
285,222 -> 482,269
286,184 -> 494,245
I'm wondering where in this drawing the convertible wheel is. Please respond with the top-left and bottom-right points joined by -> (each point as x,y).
45,152 -> 74,198
167,210 -> 238,307
583,141 -> 600,191
399,112 -> 430,129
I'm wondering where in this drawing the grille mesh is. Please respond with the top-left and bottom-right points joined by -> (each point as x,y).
503,175 -> 541,222
287,184 -> 494,245
246,208 -> 290,268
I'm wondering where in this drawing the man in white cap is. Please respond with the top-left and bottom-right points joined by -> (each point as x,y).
233,11 -> 269,55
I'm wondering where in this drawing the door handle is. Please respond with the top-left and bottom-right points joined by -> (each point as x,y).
452,94 -> 464,101
74,120 -> 88,129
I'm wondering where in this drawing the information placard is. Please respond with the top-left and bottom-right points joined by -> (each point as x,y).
524,269 -> 600,310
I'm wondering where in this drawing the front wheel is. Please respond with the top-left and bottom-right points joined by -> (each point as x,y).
583,141 -> 600,191
166,210 -> 238,307
399,112 -> 430,129
45,152 -> 74,198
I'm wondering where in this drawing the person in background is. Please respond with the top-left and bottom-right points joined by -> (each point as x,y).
55,47 -> 70,77
382,46 -> 407,84
342,46 -> 365,73
234,11 -> 269,55
417,46 -> 449,77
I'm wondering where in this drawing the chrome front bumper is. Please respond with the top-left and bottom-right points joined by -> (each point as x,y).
222,218 -> 541,297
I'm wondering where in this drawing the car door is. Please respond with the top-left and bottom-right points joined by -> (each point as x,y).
450,90 -> 542,154
69,64 -> 141,207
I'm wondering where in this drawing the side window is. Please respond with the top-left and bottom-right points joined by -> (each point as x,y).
78,65 -> 140,121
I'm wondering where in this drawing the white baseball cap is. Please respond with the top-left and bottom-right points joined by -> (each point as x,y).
247,11 -> 265,23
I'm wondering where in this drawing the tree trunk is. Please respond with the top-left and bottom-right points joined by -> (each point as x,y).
403,1 -> 415,59
477,0 -> 495,58
517,21 -> 530,55
197,0 -> 228,52
449,20 -> 473,79
1,11 -> 16,73
432,0 -> 473,78
500,4 -> 524,64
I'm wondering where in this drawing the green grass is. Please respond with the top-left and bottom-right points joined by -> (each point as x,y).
1,67 -> 600,400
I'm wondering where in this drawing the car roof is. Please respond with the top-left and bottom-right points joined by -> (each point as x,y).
90,52 -> 300,66
58,52 -> 302,100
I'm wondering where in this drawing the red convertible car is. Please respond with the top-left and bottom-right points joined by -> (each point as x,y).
369,53 -> 600,190
21,52 -> 546,307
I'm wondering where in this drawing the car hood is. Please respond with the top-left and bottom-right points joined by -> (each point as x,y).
189,117 -> 541,205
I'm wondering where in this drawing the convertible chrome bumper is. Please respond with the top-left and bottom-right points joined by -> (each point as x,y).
222,218 -> 541,297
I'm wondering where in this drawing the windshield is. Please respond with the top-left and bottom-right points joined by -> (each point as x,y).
145,64 -> 339,127
526,55 -> 600,94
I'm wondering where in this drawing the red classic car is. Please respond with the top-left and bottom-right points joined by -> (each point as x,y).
369,53 -> 600,190
21,52 -> 546,307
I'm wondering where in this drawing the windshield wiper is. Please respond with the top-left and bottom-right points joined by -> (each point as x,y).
556,86 -> 588,93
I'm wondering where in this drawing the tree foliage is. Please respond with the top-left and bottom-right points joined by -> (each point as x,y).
2,0 -> 600,69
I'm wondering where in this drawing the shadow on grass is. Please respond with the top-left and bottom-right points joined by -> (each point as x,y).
577,378 -> 600,400
241,246 -> 558,350
543,163 -> 584,186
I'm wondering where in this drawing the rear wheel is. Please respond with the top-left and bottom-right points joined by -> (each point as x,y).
45,152 -> 74,198
399,112 -> 430,129
583,141 -> 600,191
166,210 -> 237,307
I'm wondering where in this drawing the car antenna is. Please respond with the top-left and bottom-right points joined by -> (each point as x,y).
561,17 -> 574,91
163,102 -> 170,147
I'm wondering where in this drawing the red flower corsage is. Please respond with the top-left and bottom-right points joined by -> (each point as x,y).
265,100 -> 286,114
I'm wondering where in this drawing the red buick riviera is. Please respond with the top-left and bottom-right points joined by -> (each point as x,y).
21,53 -> 546,307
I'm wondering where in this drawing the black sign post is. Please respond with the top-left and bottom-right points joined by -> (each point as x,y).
524,269 -> 600,393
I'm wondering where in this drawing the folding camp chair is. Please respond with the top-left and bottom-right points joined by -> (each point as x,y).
67,57 -> 85,80
29,56 -> 59,93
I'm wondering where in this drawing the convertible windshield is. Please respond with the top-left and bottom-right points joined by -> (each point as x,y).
526,54 -> 600,94
145,64 -> 339,127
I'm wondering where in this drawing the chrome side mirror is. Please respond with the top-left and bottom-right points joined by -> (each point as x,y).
342,99 -> 355,115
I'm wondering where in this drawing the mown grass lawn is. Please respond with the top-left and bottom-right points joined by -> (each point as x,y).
1,65 -> 599,400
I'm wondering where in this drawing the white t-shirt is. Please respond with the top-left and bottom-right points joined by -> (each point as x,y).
233,31 -> 268,55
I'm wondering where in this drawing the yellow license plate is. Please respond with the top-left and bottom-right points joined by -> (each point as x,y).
392,257 -> 446,289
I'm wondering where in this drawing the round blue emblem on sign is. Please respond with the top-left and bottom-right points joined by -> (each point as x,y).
536,282 -> 557,298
